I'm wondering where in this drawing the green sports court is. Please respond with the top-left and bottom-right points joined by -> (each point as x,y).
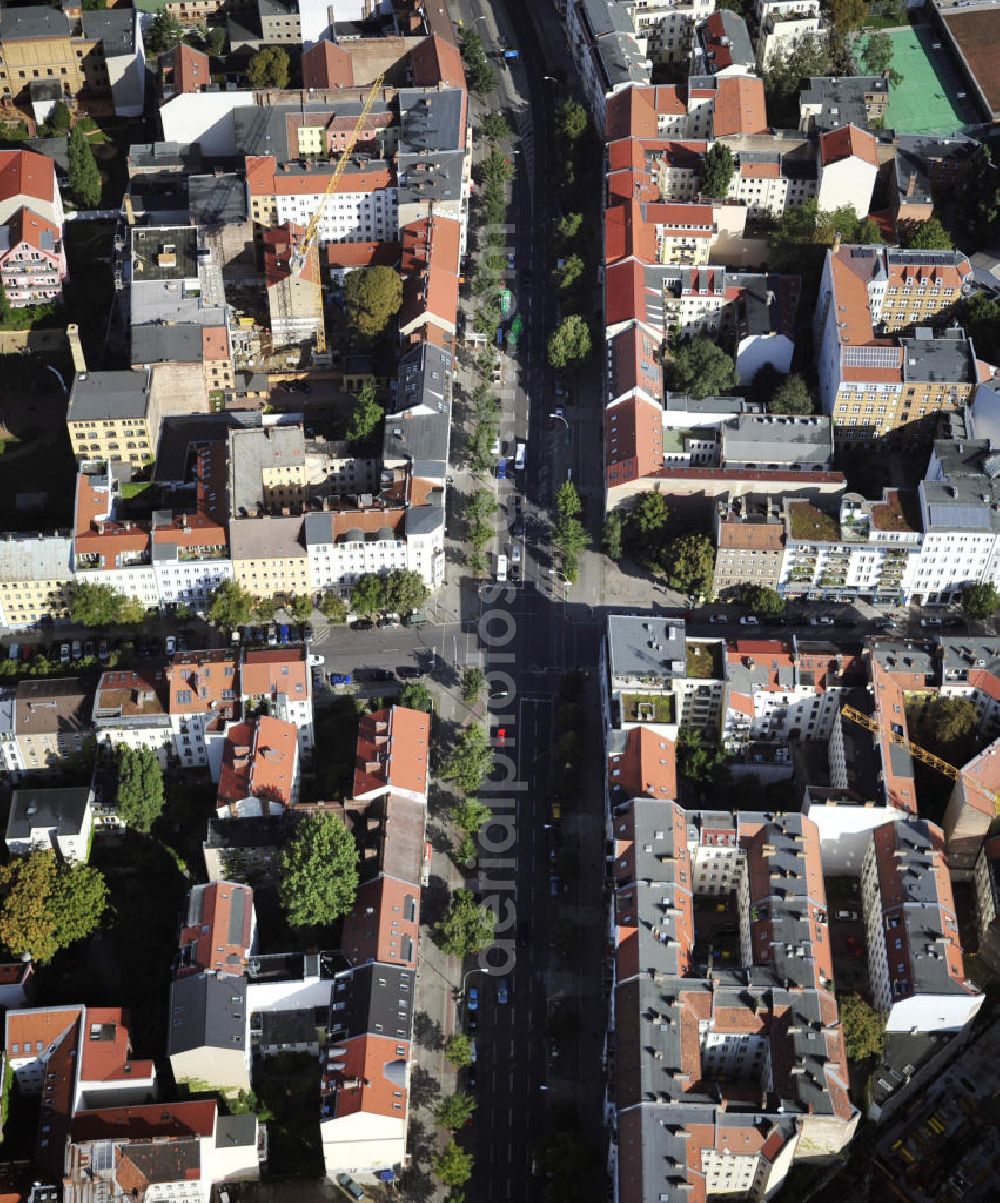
858,26 -> 978,136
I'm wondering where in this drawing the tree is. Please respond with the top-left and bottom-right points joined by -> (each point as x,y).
67,581 -> 141,626
553,481 -> 588,582
556,479 -> 582,522
603,513 -> 624,560
42,101 -> 71,136
769,373 -> 813,415
441,725 -> 493,795
400,681 -> 433,712
699,143 -> 734,199
764,34 -> 834,121
247,45 -> 290,89
899,217 -> 953,250
465,488 -> 498,551
547,315 -> 591,369
662,533 -> 714,598
963,582 -> 1000,619
206,25 -> 226,56
461,667 -> 485,703
736,583 -> 785,614
839,994 -> 886,1061
254,596 -> 277,622
437,888 -> 496,956
146,11 -> 184,52
677,728 -> 729,789
68,124 -> 101,208
556,98 -> 587,142
953,146 -> 1000,243
553,254 -> 584,292
554,211 -> 583,245
478,111 -> 509,143
279,813 -> 359,927
435,1091 -> 477,1130
0,851 -> 106,962
450,797 -> 493,834
861,31 -> 895,77
444,1033 -> 474,1067
345,378 -> 383,444
290,593 -> 312,621
208,579 -> 256,630
382,568 -> 429,615
665,337 -> 737,398
343,266 -> 403,339
633,491 -> 668,534
958,292 -> 1000,363
319,592 -> 347,623
911,695 -> 979,748
458,28 -> 494,94
350,574 -> 386,618
854,218 -> 884,244
434,1141 -> 474,1188
114,746 -> 165,833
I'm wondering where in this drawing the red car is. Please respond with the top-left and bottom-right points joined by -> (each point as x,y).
496,727 -> 506,745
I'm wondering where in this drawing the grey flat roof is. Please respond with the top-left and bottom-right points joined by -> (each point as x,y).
81,8 -> 134,55
0,532 -> 73,581
385,341 -> 451,467
722,414 -> 832,462
8,787 -> 90,839
397,149 -> 463,204
131,325 -> 203,367
204,814 -> 288,849
0,7 -> 70,40
901,331 -> 974,384
67,370 -> 150,422
188,174 -> 249,226
607,615 -> 687,682
229,516 -> 306,561
800,75 -> 888,131
131,227 -> 199,282
228,425 -> 304,517
215,1114 -> 258,1149
167,972 -> 247,1054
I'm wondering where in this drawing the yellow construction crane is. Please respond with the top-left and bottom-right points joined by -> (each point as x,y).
290,72 -> 385,276
841,703 -> 1000,816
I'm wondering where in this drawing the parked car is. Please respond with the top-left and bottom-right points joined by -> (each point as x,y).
301,622 -> 314,642
266,624 -> 279,645
396,666 -> 423,679
467,987 -> 479,1012
490,436 -> 502,457
278,623 -> 290,644
497,980 -> 509,1005
335,1175 -> 367,1201
165,635 -> 177,656
549,875 -> 561,897
708,614 -> 728,624
308,653 -> 325,667
329,672 -> 353,686
372,668 -> 394,682
71,640 -> 82,661
351,619 -> 374,631
920,617 -> 943,628
809,616 -> 835,626
836,909 -> 859,921
60,643 -> 71,664
739,616 -> 760,626
97,639 -> 110,662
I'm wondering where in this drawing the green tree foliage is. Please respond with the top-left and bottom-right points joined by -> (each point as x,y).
963,582 -> 1000,619
677,728 -> 729,789
319,592 -> 347,623
854,218 -> 884,244
699,143 -> 734,199
553,480 -> 588,582
953,146 -> 1000,243
465,489 -> 498,552
247,45 -> 290,89
350,574 -> 385,618
290,593 -> 313,621
556,98 -> 588,142
481,147 -> 515,189
665,337 -> 737,398
861,31 -> 900,82
345,378 -> 384,444
461,667 -> 485,703
829,0 -> 866,28
898,217 -> 953,250
957,292 -> 1000,363
383,568 -> 429,615
458,28 -> 494,93
634,491 -> 669,535
435,1091 -> 477,1130
206,26 -> 226,56
553,254 -> 584,292
444,1033 -> 474,1067
208,579 -> 256,629
468,417 -> 500,477
547,315 -> 592,369
908,695 -> 981,766
146,11 -> 184,52
478,111 -> 509,143
254,596 -> 277,622
602,512 -> 624,560
0,850 -> 106,962
343,266 -> 403,338
68,581 -> 145,626
279,812 -> 359,927
400,681 -> 433,712
554,211 -> 583,246
114,746 -> 165,833
736,583 -> 785,613
662,533 -> 714,598
434,1141 -> 474,1188
838,994 -> 886,1061
450,797 -> 493,834
437,888 -> 496,956
769,373 -> 813,414
40,101 -> 71,137
68,124 -> 101,208
764,33 -> 835,120
441,725 -> 493,795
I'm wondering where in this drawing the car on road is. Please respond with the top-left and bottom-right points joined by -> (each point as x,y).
469,1040 -> 478,1063
549,875 -> 561,897
300,622 -> 314,642
920,617 -> 943,628
334,1175 -> 367,1201
267,624 -> 279,645
60,643 -> 71,664
490,436 -> 501,457
71,640 -> 82,661
278,623 -> 290,644
510,565 -> 521,582
497,980 -> 509,1005
490,686 -> 508,701
552,406 -> 565,419
467,1064 -> 477,1090
495,727 -> 507,745
836,909 -> 859,921
329,673 -> 352,686
97,639 -> 110,662
511,516 -> 525,537
467,987 -> 479,1012
509,543 -> 522,564
396,665 -> 423,679
467,1009 -> 478,1034
308,653 -> 325,667
810,616 -> 835,626
351,619 -> 374,631
708,614 -> 728,624
165,635 -> 177,656
739,616 -> 760,626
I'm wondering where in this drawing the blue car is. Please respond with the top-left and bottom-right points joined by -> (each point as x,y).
467,987 -> 479,1012
496,457 -> 507,480
278,623 -> 290,644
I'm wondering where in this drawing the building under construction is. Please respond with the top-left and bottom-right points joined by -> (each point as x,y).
263,223 -> 323,352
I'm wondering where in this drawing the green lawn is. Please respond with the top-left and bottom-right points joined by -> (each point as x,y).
858,26 -> 977,134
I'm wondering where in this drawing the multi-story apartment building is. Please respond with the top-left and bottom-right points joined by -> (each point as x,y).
6,786 -> 93,862
72,463 -> 159,611
216,714 -> 299,817
0,148 -> 63,228
352,706 -> 431,806
860,818 -> 982,1030
713,494 -> 786,597
799,74 -> 890,132
565,0 -> 650,130
263,222 -> 324,351
694,10 -> 756,76
176,881 -> 257,979
240,647 -> 314,765
0,207 -> 66,307
92,668 -> 172,768
65,370 -> 158,467
0,5 -> 144,116
0,533 -> 74,629
14,677 -> 91,775
756,0 -> 824,68
166,650 -> 239,772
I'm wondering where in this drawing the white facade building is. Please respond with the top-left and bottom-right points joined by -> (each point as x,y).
273,187 -> 397,246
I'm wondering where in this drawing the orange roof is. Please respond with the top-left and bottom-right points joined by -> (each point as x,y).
605,395 -> 663,485
176,882 -> 254,978
608,324 -> 663,404
74,471 -> 151,570
605,259 -> 649,327
604,199 -> 657,266
610,726 -> 677,800
713,75 -> 767,137
718,516 -> 784,551
399,214 -> 461,330
409,32 -> 466,90
166,650 -> 238,718
0,149 -> 55,206
353,706 -> 430,800
161,43 -> 210,94
341,876 -> 420,968
6,1006 -> 81,1060
246,154 -> 394,199
2,206 -> 59,255
820,123 -> 878,168
740,161 -> 780,179
80,1007 -> 154,1084
217,715 -> 298,813
399,214 -> 460,276
70,1101 -> 217,1142
241,646 -> 309,704
322,1032 -> 409,1121
201,326 -> 228,361
871,657 -> 917,812
301,40 -> 353,89
324,240 -> 400,269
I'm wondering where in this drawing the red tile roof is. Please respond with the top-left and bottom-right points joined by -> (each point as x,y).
246,154 -> 394,199
608,324 -> 663,404
3,207 -> 59,255
820,123 -> 878,168
409,32 -> 466,90
263,222 -> 320,288
241,646 -> 309,704
713,75 -> 767,137
301,40 -> 353,89
70,1101 -> 217,1142
605,259 -> 649,327
161,43 -> 210,94
604,199 -> 657,265
0,149 -> 56,206
353,706 -> 430,800
176,882 -> 254,978
605,395 -> 663,484
609,726 -> 677,800
217,715 -> 298,813
80,1007 -> 154,1084
341,876 -> 420,968
165,650 -> 237,718
321,1032 -> 409,1121
324,240 -> 400,270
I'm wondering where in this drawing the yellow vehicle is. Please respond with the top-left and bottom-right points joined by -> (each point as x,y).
550,800 -> 562,821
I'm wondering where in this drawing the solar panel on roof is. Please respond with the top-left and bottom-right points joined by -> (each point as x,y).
984,454 -> 1000,479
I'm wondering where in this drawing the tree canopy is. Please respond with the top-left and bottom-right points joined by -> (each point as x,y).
958,292 -> 1000,363
839,994 -> 886,1061
478,111 -> 510,143
736,583 -> 785,614
208,579 -> 257,630
444,1033 -> 474,1067
953,145 -> 1000,243
441,725 -> 494,795
556,98 -> 588,142
461,667 -> 485,703
898,216 -> 952,250
279,813 -> 360,927
400,681 -> 433,712
115,746 -> 165,833
861,31 -> 901,84
205,26 -> 226,56
436,888 -> 496,956
146,11 -> 184,52
662,533 -> 714,598
350,569 -> 428,617
343,266 -> 403,338
963,582 -> 1000,620
0,850 -> 106,962
458,28 -> 495,93
433,1140 -> 474,1188
553,480 -> 588,582
665,337 -> 737,398
553,254 -> 585,292
68,581 -> 145,626
345,378 -> 384,444
248,46 -> 290,89
435,1090 -> 477,1130
769,373 -> 813,414
68,124 -> 101,208
699,143 -> 735,199
547,315 -> 591,369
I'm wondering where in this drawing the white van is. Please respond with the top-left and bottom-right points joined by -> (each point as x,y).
496,553 -> 508,582
514,441 -> 526,471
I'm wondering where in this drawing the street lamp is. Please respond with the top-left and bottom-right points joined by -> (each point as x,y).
548,411 -> 569,430
459,966 -> 485,999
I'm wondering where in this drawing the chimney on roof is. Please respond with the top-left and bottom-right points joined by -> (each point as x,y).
906,172 -> 917,198
832,233 -> 842,255
66,324 -> 85,376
